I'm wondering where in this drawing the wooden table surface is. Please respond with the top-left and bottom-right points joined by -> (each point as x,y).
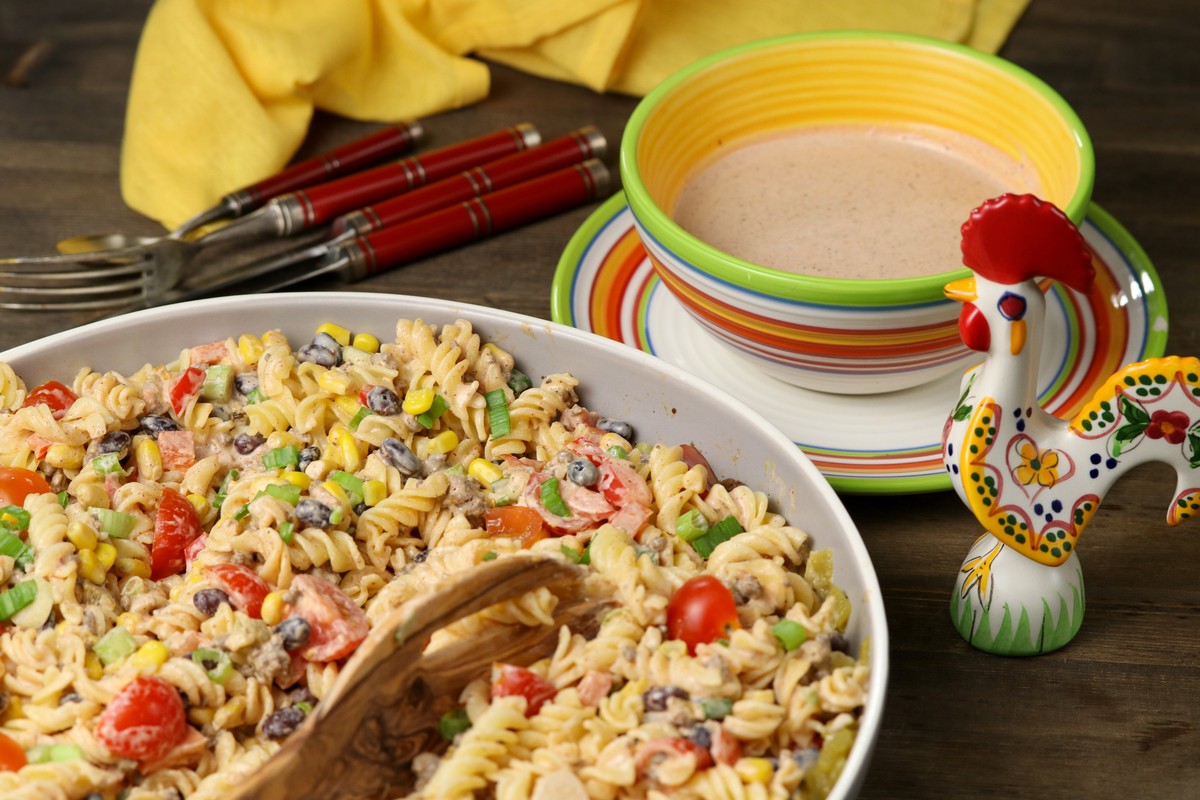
2,2 -> 1199,798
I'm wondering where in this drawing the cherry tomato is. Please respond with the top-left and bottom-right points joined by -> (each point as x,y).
168,366 -> 206,415
666,575 -> 740,655
491,663 -> 557,717
150,488 -> 202,580
94,676 -> 187,764
484,505 -> 547,548
0,731 -> 26,772
204,563 -> 270,619
0,466 -> 51,508
285,574 -> 369,662
635,738 -> 714,776
183,533 -> 207,568
710,724 -> 742,766
598,458 -> 653,508
21,380 -> 77,420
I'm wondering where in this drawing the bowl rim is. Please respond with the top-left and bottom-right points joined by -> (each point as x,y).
619,29 -> 1096,307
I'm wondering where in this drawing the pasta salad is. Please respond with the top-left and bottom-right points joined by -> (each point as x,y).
0,317 -> 869,799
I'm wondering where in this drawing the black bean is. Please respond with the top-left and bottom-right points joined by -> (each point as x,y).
234,373 -> 259,396
140,414 -> 182,436
366,385 -> 401,415
380,438 -> 420,475
59,692 -> 84,705
289,686 -> 318,707
234,432 -> 267,455
276,617 -> 312,652
262,706 -> 307,740
684,724 -> 712,750
353,502 -> 366,516
193,588 -> 231,616
642,685 -> 689,712
566,458 -> 599,486
792,748 -> 820,770
311,332 -> 343,360
298,446 -> 321,472
297,343 -> 338,368
296,498 -> 333,528
826,631 -> 850,654
413,549 -> 430,563
95,430 -> 131,457
598,418 -> 634,441
83,794 -> 105,800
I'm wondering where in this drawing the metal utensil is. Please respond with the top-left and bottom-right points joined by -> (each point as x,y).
0,124 -> 541,311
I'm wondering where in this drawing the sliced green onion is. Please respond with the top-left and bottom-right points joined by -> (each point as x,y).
771,619 -> 808,652
0,580 -> 37,621
234,504 -> 250,521
485,389 -> 511,438
415,395 -> 449,429
263,445 -> 300,471
91,452 -> 127,478
540,478 -> 571,518
674,509 -> 709,542
329,471 -> 365,506
26,743 -> 85,764
438,707 -> 472,740
56,491 -> 69,507
91,507 -> 137,539
700,697 -> 733,720
482,550 -> 498,562
690,515 -> 743,559
200,365 -> 234,403
93,626 -> 136,665
245,388 -> 264,405
0,506 -> 30,531
507,369 -> 532,396
0,529 -> 33,569
213,469 -> 239,509
278,521 -> 295,543
561,544 -> 583,564
191,647 -> 233,684
329,506 -> 344,525
265,483 -> 301,506
349,405 -> 373,429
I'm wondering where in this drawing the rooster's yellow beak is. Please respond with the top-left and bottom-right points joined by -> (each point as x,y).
944,277 -> 977,303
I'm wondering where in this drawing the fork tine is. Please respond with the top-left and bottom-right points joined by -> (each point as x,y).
0,250 -> 149,268
0,262 -> 152,282
0,294 -> 142,312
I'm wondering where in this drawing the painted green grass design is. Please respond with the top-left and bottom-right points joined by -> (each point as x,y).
950,567 -> 1085,655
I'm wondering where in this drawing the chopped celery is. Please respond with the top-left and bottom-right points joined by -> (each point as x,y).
200,364 -> 234,403
772,619 -> 809,651
93,626 -> 136,665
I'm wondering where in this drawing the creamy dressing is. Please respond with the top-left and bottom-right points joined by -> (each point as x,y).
670,125 -> 1042,280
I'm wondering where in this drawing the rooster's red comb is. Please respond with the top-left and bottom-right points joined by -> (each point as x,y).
960,194 -> 1095,293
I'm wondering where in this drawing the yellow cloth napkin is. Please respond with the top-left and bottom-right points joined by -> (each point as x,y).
121,0 -> 1031,229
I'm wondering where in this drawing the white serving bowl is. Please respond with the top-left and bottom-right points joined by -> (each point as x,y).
1,292 -> 888,798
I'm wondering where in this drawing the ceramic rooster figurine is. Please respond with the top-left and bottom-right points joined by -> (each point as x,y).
942,193 -> 1198,655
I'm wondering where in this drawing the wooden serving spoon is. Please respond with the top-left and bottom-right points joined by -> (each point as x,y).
228,552 -> 610,800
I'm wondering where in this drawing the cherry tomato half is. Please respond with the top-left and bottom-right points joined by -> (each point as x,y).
0,466 -> 51,508
94,676 -> 187,764
597,458 -> 653,508
666,575 -> 740,655
635,737 -> 714,776
204,563 -> 270,619
491,663 -> 557,717
21,380 -> 78,420
150,487 -> 202,580
0,731 -> 26,772
484,505 -> 546,548
285,575 -> 369,662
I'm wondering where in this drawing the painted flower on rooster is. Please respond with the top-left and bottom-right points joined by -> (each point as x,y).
1014,442 -> 1060,488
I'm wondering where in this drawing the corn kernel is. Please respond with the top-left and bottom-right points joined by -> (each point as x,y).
320,481 -> 351,509
599,432 -> 631,452
351,332 -> 380,353
260,591 -> 285,625
130,641 -> 170,669
4,696 -> 25,721
237,334 -> 265,366
735,758 -> 774,784
66,521 -> 98,552
45,443 -> 85,470
468,458 -> 503,486
338,437 -> 363,471
261,329 -> 289,348
403,387 -> 435,415
316,323 -> 351,346
114,557 -> 152,580
84,652 -> 104,681
428,430 -> 459,455
318,370 -> 354,395
187,571 -> 205,584
335,395 -> 363,420
95,542 -> 117,569
78,549 -> 108,585
188,706 -> 215,726
186,493 -> 209,514
282,470 -> 311,490
266,431 -> 303,450
135,436 -> 163,481
116,612 -> 138,630
362,479 -> 387,507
